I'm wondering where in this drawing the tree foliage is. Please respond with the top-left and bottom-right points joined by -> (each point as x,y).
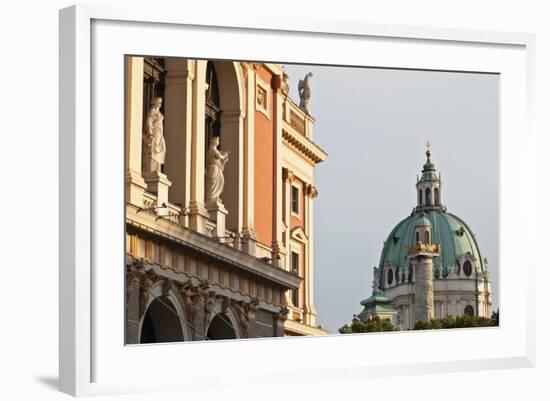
413,314 -> 497,330
339,316 -> 398,334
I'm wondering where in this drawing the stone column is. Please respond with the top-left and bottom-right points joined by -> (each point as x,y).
125,56 -> 147,206
413,256 -> 435,323
241,64 -> 257,255
188,60 -> 209,234
163,58 -> 194,224
304,185 -> 318,326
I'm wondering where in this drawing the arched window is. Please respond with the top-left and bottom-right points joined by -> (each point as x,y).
416,232 -> 420,243
434,187 -> 440,205
418,189 -> 423,206
464,305 -> 474,316
205,61 -> 221,149
425,188 -> 431,205
463,260 -> 473,277
387,268 -> 394,286
424,230 -> 430,244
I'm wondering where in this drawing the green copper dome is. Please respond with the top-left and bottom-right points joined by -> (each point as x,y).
415,213 -> 431,228
378,210 -> 486,288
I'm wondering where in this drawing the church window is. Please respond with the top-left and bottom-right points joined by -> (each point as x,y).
464,305 -> 474,316
387,268 -> 394,286
434,187 -> 440,205
418,189 -> 423,205
463,260 -> 473,277
416,232 -> 420,243
424,230 -> 430,244
291,185 -> 300,214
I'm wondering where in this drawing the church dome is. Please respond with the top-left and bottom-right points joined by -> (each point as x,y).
376,144 -> 488,288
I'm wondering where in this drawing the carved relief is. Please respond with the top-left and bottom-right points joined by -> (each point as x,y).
233,300 -> 250,338
125,263 -> 141,306
203,290 -> 217,329
278,306 -> 290,322
306,184 -> 318,198
283,168 -> 295,183
162,278 -> 173,297
139,269 -> 158,319
179,281 -> 201,327
281,71 -> 289,96
221,296 -> 231,314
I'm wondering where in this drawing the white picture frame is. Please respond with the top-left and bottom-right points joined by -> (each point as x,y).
59,4 -> 536,397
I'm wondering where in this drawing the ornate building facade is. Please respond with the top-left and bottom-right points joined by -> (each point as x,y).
357,145 -> 493,330
125,57 -> 327,343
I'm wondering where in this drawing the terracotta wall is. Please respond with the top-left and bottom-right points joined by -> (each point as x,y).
254,66 -> 275,246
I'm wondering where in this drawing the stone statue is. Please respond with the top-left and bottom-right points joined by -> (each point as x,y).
233,301 -> 250,338
205,136 -> 229,204
298,72 -> 313,113
143,97 -> 166,172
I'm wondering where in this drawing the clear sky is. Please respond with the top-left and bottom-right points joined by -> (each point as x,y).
283,64 -> 499,334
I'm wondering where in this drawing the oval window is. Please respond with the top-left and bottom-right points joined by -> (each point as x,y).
463,260 -> 473,277
387,268 -> 394,285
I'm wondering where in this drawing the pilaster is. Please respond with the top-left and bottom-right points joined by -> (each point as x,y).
241,63 -> 257,256
163,58 -> 194,212
125,56 -> 147,205
271,74 -> 284,267
189,60 -> 208,233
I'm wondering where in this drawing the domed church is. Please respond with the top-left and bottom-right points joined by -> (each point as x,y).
357,144 -> 493,330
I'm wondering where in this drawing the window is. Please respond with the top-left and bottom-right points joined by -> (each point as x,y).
416,232 -> 420,243
418,189 -> 423,205
463,260 -> 473,277
434,187 -> 440,205
291,185 -> 300,214
464,305 -> 474,316
291,252 -> 299,274
424,230 -> 430,244
425,188 -> 431,205
205,61 -> 221,149
387,268 -> 394,286
291,251 -> 300,306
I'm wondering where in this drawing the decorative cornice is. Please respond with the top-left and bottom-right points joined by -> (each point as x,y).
282,129 -> 327,165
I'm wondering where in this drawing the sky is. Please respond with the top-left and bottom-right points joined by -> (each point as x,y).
283,64 -> 500,334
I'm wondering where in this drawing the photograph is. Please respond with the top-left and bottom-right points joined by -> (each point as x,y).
124,56 -> 499,344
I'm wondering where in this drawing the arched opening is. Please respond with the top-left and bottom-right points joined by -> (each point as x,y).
206,313 -> 237,340
425,188 -> 431,205
206,61 -> 244,233
463,260 -> 473,277
418,189 -> 423,206
464,305 -> 474,316
140,296 -> 184,344
387,268 -> 394,286
434,187 -> 440,205
205,61 -> 221,149
416,232 -> 420,243
424,230 -> 430,244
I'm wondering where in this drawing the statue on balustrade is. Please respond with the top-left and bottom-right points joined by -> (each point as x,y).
298,72 -> 313,114
143,97 -> 166,173
205,136 -> 230,205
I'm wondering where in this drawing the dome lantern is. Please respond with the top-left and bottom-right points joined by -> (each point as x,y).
415,142 -> 445,212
